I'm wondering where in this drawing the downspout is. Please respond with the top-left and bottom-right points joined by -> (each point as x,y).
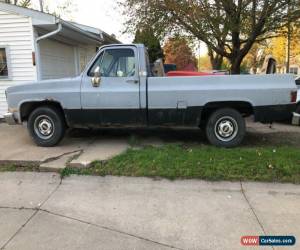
35,22 -> 63,80
99,31 -> 104,41
36,22 -> 62,43
98,31 -> 105,47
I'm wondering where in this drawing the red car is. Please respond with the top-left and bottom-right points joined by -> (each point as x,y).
167,71 -> 226,77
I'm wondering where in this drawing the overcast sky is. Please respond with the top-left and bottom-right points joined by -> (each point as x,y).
31,0 -> 206,55
73,0 -> 133,43
31,0 -> 132,43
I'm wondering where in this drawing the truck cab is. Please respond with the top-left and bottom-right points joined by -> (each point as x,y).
75,45 -> 147,126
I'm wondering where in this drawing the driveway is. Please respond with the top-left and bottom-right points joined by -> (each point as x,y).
0,120 -> 300,171
0,172 -> 299,250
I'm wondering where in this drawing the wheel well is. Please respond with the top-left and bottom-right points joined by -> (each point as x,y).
20,101 -> 65,123
201,101 -> 253,124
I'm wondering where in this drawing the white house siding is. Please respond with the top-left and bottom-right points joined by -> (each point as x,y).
39,39 -> 76,80
0,10 -> 36,116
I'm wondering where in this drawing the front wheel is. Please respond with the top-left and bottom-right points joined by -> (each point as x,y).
205,108 -> 245,148
27,106 -> 66,147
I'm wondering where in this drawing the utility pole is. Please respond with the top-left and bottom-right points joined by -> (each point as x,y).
286,0 -> 291,73
39,0 -> 44,12
198,41 -> 201,71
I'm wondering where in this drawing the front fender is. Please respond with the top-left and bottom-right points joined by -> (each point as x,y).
18,99 -> 65,123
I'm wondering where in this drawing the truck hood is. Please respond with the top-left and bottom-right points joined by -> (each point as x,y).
6,76 -> 81,94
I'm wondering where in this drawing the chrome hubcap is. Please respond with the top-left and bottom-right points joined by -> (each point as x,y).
38,119 -> 52,136
34,115 -> 54,139
214,116 -> 238,142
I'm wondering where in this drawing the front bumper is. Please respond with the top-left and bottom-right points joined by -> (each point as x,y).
4,112 -> 17,125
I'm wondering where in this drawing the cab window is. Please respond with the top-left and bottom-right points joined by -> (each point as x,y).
89,48 -> 136,77
88,51 -> 104,76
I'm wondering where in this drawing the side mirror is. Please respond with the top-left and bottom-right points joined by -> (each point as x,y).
91,66 -> 101,87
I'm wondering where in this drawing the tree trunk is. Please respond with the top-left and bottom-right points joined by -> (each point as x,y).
229,41 -> 245,75
208,48 -> 223,70
251,57 -> 258,74
230,56 -> 243,74
211,56 -> 223,70
230,63 -> 241,74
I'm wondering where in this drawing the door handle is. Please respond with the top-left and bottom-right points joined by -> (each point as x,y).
126,79 -> 139,84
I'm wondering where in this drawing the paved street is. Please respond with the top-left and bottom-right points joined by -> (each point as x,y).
0,172 -> 299,250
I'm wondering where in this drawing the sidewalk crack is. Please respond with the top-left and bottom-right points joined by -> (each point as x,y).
0,205 -> 183,250
240,182 -> 275,250
41,149 -> 83,164
240,181 -> 267,235
39,208 -> 184,250
0,210 -> 38,250
0,177 -> 62,250
0,204 -> 184,250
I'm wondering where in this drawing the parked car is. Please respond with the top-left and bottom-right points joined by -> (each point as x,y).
167,71 -> 226,77
296,77 -> 300,113
292,77 -> 300,125
4,44 -> 297,147
163,64 -> 177,73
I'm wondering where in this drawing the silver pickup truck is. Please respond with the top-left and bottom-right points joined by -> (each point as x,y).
4,44 -> 297,147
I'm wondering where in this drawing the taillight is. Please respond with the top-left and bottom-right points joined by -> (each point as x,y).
291,91 -> 297,103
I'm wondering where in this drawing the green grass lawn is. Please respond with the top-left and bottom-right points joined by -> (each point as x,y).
62,144 -> 300,183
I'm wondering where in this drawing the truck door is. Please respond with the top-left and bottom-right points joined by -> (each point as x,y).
80,46 -> 143,125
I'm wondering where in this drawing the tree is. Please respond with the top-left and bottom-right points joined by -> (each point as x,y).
264,26 -> 300,69
198,54 -> 212,71
265,36 -> 287,66
4,0 -> 76,19
241,42 -> 268,74
163,36 -> 197,70
122,0 -> 300,74
4,0 -> 31,7
133,27 -> 164,63
44,0 -> 77,20
207,48 -> 223,71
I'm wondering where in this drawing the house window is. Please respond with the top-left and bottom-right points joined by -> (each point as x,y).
0,48 -> 8,78
289,67 -> 298,75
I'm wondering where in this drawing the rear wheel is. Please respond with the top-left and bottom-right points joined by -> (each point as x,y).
205,108 -> 245,148
27,106 -> 65,147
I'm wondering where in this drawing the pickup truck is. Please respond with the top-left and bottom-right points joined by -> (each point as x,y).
4,44 -> 297,147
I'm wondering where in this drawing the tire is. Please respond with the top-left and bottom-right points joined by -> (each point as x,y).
205,108 -> 245,148
27,106 -> 66,147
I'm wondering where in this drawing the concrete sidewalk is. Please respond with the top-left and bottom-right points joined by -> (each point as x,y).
0,172 -> 299,250
0,123 -> 130,170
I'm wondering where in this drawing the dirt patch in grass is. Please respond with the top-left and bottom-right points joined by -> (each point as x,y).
0,164 -> 39,172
